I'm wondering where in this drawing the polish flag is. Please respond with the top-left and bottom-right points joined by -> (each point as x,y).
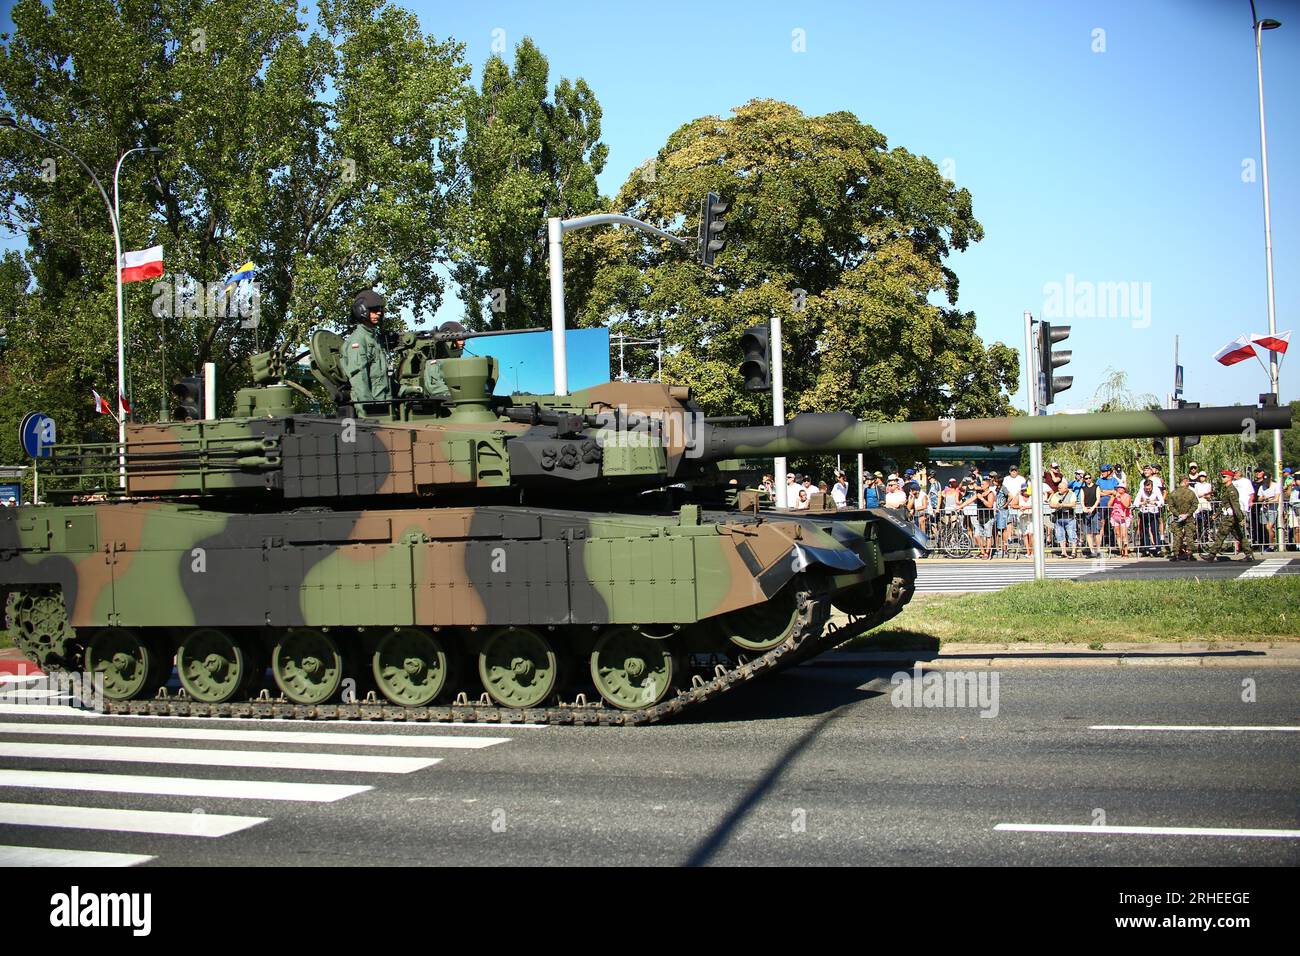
92,390 -> 112,415
1214,335 -> 1256,366
119,393 -> 132,414
119,245 -> 164,284
1250,330 -> 1291,355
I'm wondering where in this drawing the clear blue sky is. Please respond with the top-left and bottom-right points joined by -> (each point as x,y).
4,0 -> 1298,410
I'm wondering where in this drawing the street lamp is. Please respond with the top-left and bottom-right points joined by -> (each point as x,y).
0,113 -> 162,489
1250,4 -> 1284,500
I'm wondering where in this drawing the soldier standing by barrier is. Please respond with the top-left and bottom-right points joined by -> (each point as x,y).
340,289 -> 392,403
1166,474 -> 1199,562
1199,470 -> 1257,562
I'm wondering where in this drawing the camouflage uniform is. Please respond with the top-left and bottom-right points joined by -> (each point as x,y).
339,323 -> 392,402
1204,484 -> 1255,560
1165,483 -> 1199,559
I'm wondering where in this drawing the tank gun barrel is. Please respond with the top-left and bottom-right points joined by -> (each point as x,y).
428,325 -> 546,343
695,404 -> 1293,461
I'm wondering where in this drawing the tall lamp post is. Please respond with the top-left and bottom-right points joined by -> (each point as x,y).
1250,4 -> 1283,496
0,114 -> 161,489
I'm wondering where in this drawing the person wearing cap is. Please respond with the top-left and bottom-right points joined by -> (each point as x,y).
1010,482 -> 1036,557
1048,479 -> 1079,558
831,471 -> 848,509
1253,465 -> 1280,551
1108,480 -> 1133,557
1201,470 -> 1256,562
1096,464 -> 1119,552
1166,474 -> 1200,561
884,476 -> 907,511
1134,477 -> 1164,556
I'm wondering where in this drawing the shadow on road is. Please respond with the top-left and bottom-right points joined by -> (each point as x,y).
682,704 -> 847,867
673,667 -> 884,724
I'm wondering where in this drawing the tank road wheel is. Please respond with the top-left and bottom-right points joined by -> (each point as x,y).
84,628 -> 168,701
477,627 -> 559,709
272,629 -> 344,705
176,629 -> 251,704
714,586 -> 803,653
372,628 -> 449,707
589,628 -> 679,711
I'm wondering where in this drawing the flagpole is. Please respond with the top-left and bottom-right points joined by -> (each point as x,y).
113,146 -> 161,491
1253,10 -> 1284,507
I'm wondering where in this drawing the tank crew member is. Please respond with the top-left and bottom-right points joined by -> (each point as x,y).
1199,470 -> 1256,562
422,320 -> 468,400
1165,474 -> 1199,561
340,289 -> 392,402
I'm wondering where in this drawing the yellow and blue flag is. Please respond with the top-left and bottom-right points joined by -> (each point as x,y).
223,261 -> 257,293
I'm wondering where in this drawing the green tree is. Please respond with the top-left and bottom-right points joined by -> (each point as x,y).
452,37 -> 607,330
0,0 -> 469,446
581,99 -> 1018,471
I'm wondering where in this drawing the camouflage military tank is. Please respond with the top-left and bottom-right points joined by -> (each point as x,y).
1,327 -> 1291,724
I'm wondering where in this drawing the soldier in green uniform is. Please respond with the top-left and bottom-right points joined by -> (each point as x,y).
1165,473 -> 1199,561
339,289 -> 392,402
1199,469 -> 1257,562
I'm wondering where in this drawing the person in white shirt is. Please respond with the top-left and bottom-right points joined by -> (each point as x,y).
1001,466 -> 1026,499
1232,471 -> 1255,513
831,473 -> 848,509
1193,470 -> 1214,544
884,479 -> 907,510
1134,479 -> 1164,556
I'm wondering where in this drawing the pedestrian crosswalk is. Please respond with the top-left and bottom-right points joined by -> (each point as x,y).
0,713 -> 520,866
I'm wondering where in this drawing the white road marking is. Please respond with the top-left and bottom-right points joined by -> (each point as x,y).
0,801 -> 266,837
1239,558 -> 1289,578
0,770 -> 371,803
1091,725 -> 1300,732
0,705 -> 540,728
0,688 -> 66,700
0,722 -> 509,749
0,704 -> 105,718
0,741 -> 440,774
996,822 -> 1300,839
0,844 -> 153,867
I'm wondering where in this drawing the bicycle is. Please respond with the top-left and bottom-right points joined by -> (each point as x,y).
935,514 -> 974,558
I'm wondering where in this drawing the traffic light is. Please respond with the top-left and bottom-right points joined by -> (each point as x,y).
171,375 -> 204,421
698,192 -> 728,266
1176,399 -> 1200,452
1153,438 -> 1166,457
739,324 -> 770,392
1037,321 -> 1072,405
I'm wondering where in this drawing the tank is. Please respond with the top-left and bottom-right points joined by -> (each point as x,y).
1,328 -> 1292,724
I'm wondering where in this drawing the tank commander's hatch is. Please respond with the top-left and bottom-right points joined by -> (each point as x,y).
309,329 -> 349,402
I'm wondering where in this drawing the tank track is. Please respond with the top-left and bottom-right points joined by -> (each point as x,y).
9,563 -> 917,727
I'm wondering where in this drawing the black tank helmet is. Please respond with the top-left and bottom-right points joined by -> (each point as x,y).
351,289 -> 385,325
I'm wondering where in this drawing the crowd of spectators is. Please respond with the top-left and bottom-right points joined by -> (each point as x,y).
759,458 -> 1300,557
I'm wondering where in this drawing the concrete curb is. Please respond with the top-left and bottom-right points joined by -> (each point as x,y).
810,641 -> 1300,669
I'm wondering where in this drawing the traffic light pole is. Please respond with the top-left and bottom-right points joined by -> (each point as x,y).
771,310 -> 787,508
1024,311 -> 1045,582
547,213 -> 690,397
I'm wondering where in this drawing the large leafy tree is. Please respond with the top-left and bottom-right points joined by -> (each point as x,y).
0,0 -> 468,446
453,37 -> 607,330
580,99 -> 1018,468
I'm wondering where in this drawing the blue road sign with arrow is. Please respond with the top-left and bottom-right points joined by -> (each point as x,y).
19,412 -> 56,459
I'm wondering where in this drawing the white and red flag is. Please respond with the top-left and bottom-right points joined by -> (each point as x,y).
92,390 -> 112,415
119,245 -> 164,284
1250,330 -> 1290,355
1214,335 -> 1256,366
119,392 -> 132,414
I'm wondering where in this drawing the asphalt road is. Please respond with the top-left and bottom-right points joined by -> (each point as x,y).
1,663 -> 1296,866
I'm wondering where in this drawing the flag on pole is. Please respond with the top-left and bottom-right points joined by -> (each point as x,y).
1250,330 -> 1291,355
223,260 -> 257,293
119,245 -> 165,284
92,390 -> 112,415
119,392 -> 132,414
1214,335 -> 1256,366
